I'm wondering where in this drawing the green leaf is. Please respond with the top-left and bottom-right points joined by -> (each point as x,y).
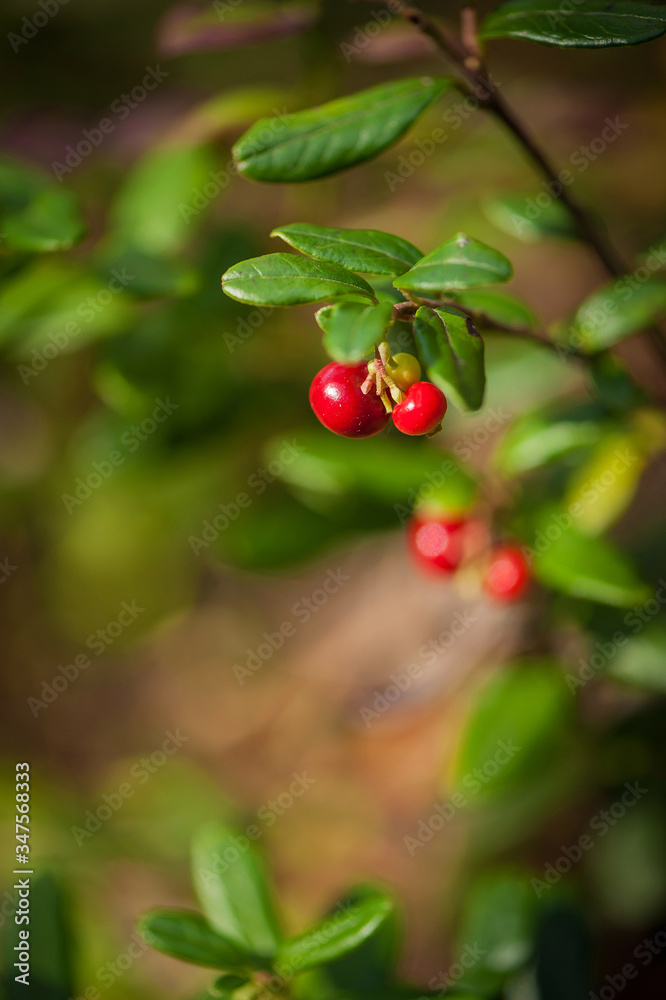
531,519 -> 649,606
394,233 -> 512,295
271,223 -> 422,275
95,245 -> 199,298
484,192 -> 578,243
192,822 -> 281,958
413,306 -> 485,411
322,885 -> 400,991
315,301 -> 393,361
607,624 -> 666,692
221,253 -> 376,306
496,411 -> 603,476
452,661 -> 571,801
3,871 -> 75,1000
454,287 -> 537,330
0,157 -> 85,254
275,891 -> 394,974
456,871 -> 537,990
137,909 -> 251,970
568,277 -> 666,352
233,77 -> 454,182
480,0 -> 666,47
111,143 -> 217,255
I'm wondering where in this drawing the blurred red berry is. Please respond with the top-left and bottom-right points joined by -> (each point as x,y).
484,544 -> 530,601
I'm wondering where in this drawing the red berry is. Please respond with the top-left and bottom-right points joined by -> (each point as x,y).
484,544 -> 530,602
408,515 -> 466,574
392,382 -> 447,436
309,361 -> 390,439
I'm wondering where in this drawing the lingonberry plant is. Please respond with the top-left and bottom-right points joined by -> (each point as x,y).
129,0 -> 666,995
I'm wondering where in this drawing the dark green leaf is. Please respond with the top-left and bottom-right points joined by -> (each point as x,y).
137,909 -> 251,969
233,77 -> 454,182
532,519 -> 649,606
95,245 -> 199,299
480,0 -> 666,47
192,822 -> 281,958
454,287 -> 537,330
394,233 -> 512,295
0,157 -> 85,254
221,253 -> 376,306
316,301 -> 393,361
484,192 -> 578,242
456,870 -> 537,989
322,885 -> 400,991
275,890 -> 394,974
212,973 -> 252,997
567,277 -> 666,352
3,871 -> 75,1000
452,661 -> 570,800
271,223 -> 422,275
413,306 -> 485,411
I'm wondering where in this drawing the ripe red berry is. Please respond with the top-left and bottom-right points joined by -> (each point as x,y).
309,361 -> 390,439
408,515 -> 466,574
484,544 -> 530,602
392,382 -> 447,436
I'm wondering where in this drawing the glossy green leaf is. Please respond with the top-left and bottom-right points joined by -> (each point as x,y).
322,885 -> 400,991
452,661 -> 570,800
532,520 -> 649,606
3,871 -> 75,1000
221,253 -> 375,306
568,277 -> 666,352
480,0 -> 666,47
233,77 -> 454,182
271,223 -> 422,275
275,890 -> 394,973
484,192 -> 578,243
137,909 -> 250,969
394,233 -> 512,295
456,870 -> 537,989
413,306 -> 486,411
0,157 -> 85,254
316,301 -> 393,361
192,822 -> 281,958
496,411 -> 603,476
454,287 -> 537,331
111,143 -> 217,254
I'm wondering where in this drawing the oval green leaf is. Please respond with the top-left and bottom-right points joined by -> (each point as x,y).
192,821 -> 282,958
233,77 -> 454,182
496,411 -> 603,476
531,519 -> 649,606
221,253 -> 376,306
271,223 -> 422,275
275,891 -> 394,974
137,909 -> 251,969
394,233 -> 513,295
484,192 -> 578,243
413,306 -> 486,411
316,301 -> 393,361
568,276 -> 666,352
480,0 -> 666,47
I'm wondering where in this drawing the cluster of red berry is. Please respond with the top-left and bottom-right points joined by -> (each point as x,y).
309,345 -> 447,439
409,512 -> 531,602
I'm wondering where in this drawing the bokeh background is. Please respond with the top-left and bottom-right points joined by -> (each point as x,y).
2,0 -> 666,997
